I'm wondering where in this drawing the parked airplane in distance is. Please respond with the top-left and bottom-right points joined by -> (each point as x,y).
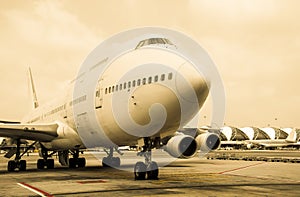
0,31 -> 221,180
244,128 -> 300,149
220,126 -> 300,149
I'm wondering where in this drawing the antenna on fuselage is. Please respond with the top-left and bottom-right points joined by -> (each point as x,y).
28,67 -> 39,109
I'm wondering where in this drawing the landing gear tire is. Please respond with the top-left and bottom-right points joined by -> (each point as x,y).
112,157 -> 121,167
146,161 -> 159,180
102,157 -> 120,168
7,160 -> 16,172
37,159 -> 45,169
69,158 -> 86,168
69,158 -> 76,168
134,162 -> 147,180
78,158 -> 86,168
46,159 -> 54,169
19,160 -> 27,171
37,159 -> 54,169
102,157 -> 108,167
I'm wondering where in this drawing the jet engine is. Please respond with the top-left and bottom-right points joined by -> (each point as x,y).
195,132 -> 221,152
164,134 -> 198,159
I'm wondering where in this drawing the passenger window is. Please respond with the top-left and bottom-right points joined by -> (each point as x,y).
112,86 -> 114,92
109,87 -> 111,93
124,82 -> 127,89
137,79 -> 141,86
116,85 -> 118,91
142,78 -> 146,85
128,81 -> 131,88
161,74 -> 165,81
168,73 -> 173,80
120,84 -> 122,90
133,80 -> 136,87
154,75 -> 158,82
105,88 -> 107,94
148,77 -> 152,84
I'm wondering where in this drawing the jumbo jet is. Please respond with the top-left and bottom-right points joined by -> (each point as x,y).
0,30 -> 221,180
244,128 -> 300,149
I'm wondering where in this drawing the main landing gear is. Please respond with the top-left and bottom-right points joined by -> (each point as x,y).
134,137 -> 159,180
7,140 -> 36,172
68,149 -> 86,168
37,145 -> 56,170
102,147 -> 121,168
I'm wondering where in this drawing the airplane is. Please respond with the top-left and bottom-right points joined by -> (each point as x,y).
220,127 -> 300,149
0,31 -> 221,180
243,128 -> 300,149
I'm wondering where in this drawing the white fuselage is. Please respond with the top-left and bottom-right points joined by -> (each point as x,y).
21,50 -> 209,151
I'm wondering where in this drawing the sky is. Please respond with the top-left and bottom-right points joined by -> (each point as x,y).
0,0 -> 299,128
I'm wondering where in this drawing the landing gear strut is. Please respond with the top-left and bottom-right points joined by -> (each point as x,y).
102,147 -> 121,168
134,137 -> 159,180
37,145 -> 55,170
7,140 -> 36,172
68,149 -> 86,168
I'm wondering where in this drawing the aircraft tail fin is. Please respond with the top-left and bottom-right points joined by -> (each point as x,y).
285,128 -> 297,143
28,67 -> 39,109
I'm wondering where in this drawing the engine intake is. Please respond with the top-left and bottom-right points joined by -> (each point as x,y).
164,134 -> 197,159
195,133 -> 220,152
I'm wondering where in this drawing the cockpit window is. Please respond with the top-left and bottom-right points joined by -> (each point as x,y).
135,38 -> 174,49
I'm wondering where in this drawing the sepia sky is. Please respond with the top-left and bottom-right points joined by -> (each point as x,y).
0,0 -> 299,127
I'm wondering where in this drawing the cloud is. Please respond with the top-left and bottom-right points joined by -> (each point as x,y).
4,1 -> 99,49
0,1 -> 100,119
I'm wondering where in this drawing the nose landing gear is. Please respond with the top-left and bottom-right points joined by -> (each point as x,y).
134,137 -> 159,180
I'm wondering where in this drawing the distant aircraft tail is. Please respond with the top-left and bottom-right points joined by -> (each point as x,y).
285,128 -> 297,143
28,67 -> 39,109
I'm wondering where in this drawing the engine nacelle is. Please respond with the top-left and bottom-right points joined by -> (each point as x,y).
164,134 -> 198,159
195,132 -> 221,152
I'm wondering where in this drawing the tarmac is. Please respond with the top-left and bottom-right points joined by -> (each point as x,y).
0,150 -> 299,196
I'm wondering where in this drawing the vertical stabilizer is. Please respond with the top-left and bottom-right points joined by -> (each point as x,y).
285,128 -> 297,143
28,67 -> 39,109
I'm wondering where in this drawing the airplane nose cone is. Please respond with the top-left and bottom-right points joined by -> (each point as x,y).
175,64 -> 209,106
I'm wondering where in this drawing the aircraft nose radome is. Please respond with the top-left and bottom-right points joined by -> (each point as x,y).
175,72 -> 209,106
192,76 -> 210,105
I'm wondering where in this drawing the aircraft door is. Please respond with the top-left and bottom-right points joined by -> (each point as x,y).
95,79 -> 103,109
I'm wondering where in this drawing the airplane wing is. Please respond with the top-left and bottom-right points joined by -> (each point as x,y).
0,123 -> 58,142
0,120 -> 20,124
